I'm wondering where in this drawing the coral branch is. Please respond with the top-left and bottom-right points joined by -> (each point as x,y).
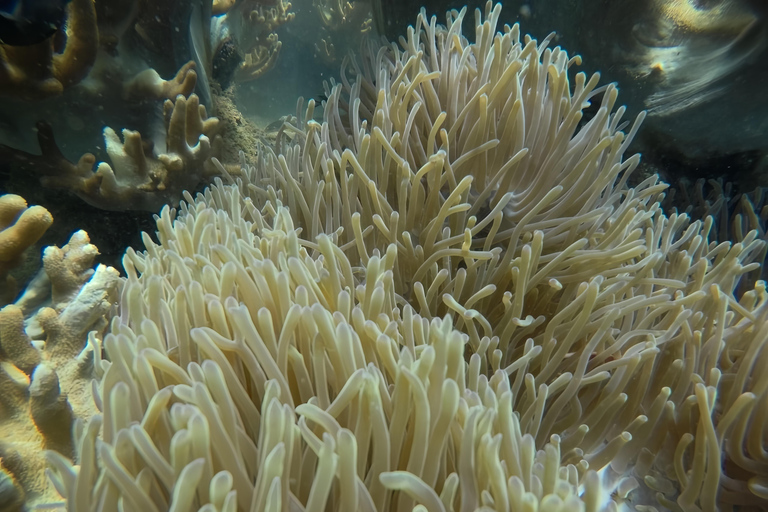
0,229 -> 118,509
123,60 -> 198,101
0,195 -> 53,304
0,0 -> 98,99
0,94 -> 224,212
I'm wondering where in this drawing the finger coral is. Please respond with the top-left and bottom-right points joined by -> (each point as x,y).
12,2 -> 768,512
0,194 -> 53,304
0,231 -> 119,509
1,94 -> 223,212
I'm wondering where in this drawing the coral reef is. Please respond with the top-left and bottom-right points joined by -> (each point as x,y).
2,2 -> 767,511
0,0 -> 288,215
0,0 -> 201,104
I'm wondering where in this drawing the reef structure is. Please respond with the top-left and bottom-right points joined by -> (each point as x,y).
0,2 -> 767,511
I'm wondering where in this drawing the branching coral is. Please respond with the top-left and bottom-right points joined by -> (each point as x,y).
0,94 -> 224,212
1,6 -> 198,104
3,2 -> 764,511
0,194 -> 53,305
240,0 -> 295,82
0,0 -> 269,216
0,231 -> 119,509
123,61 -> 200,102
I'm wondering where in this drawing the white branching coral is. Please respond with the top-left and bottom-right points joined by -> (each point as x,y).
0,230 -> 119,509
23,2 -> 768,512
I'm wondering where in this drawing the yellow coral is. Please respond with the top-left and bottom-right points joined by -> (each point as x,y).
0,194 -> 53,304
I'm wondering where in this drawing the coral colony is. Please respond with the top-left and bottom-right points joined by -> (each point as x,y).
2,2 -> 768,511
